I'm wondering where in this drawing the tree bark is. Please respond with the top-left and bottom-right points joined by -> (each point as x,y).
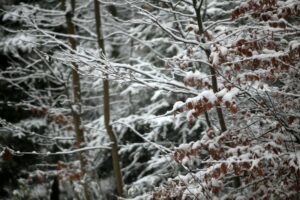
93,0 -> 124,197
63,0 -> 91,199
192,0 -> 227,133
50,176 -> 60,200
192,0 -> 240,188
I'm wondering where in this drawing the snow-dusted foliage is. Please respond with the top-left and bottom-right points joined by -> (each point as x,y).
0,0 -> 299,199
127,0 -> 300,199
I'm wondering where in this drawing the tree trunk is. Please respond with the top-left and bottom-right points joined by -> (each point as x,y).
50,176 -> 60,200
63,0 -> 91,199
192,0 -> 240,188
192,0 -> 227,133
93,0 -> 124,197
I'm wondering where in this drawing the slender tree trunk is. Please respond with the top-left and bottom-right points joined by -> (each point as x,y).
50,176 -> 60,200
192,0 -> 227,132
63,0 -> 91,199
192,0 -> 240,188
93,0 -> 124,197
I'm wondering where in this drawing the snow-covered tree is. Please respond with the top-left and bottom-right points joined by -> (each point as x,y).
0,0 -> 299,199
123,0 -> 300,199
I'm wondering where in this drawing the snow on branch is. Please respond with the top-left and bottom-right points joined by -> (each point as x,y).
1,145 -> 111,160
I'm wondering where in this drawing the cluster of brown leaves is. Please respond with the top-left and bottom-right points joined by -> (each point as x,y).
1,147 -> 14,161
233,0 -> 300,28
187,98 -> 214,117
48,114 -> 69,125
175,95 -> 239,124
278,5 -> 300,18
59,171 -> 82,181
30,106 -> 73,127
269,20 -> 287,29
250,3 -> 300,20
173,146 -> 199,163
152,187 -> 173,200
184,76 -> 211,90
173,128 -> 220,163
30,106 -> 48,116
56,161 -> 83,181
222,33 -> 300,85
152,177 -> 208,199
232,0 -> 277,19
289,44 -> 300,58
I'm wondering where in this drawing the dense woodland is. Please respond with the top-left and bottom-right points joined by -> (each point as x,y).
0,0 -> 299,199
